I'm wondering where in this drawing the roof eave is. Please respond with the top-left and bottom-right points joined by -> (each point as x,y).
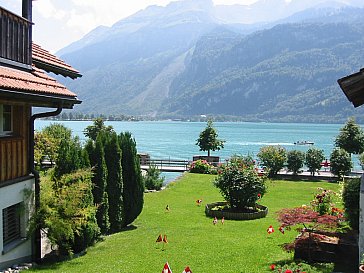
0,88 -> 82,109
338,69 -> 364,108
33,59 -> 82,79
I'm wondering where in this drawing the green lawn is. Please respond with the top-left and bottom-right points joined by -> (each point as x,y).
30,173 -> 340,273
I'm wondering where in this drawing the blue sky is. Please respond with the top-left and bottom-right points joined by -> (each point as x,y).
0,0 -> 258,53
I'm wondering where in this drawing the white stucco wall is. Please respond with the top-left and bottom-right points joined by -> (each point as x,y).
0,178 -> 34,269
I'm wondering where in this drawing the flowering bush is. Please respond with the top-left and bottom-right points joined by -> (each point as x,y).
277,187 -> 344,232
311,188 -> 338,216
189,159 -> 211,174
214,156 -> 266,211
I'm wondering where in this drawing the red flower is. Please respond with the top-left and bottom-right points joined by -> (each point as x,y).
257,193 -> 261,198
270,264 -> 276,270
284,270 -> 292,273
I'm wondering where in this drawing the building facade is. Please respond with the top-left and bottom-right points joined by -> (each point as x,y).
0,1 -> 81,268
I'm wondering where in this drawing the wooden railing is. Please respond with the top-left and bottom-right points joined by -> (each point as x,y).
0,7 -> 32,65
141,158 -> 191,171
0,137 -> 28,182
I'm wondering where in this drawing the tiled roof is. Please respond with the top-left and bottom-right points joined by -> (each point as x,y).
32,43 -> 82,79
0,65 -> 77,98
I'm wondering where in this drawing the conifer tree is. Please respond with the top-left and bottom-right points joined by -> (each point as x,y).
104,132 -> 125,232
119,132 -> 144,226
88,135 -> 110,234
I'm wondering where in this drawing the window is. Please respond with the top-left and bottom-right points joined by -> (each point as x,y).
2,203 -> 21,246
0,104 -> 13,136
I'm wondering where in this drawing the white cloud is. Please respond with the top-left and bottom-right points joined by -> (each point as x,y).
0,0 -> 260,52
66,9 -> 99,33
33,0 -> 66,20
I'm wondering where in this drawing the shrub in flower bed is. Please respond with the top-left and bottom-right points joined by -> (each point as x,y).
214,156 -> 266,211
189,159 -> 211,174
276,187 -> 347,263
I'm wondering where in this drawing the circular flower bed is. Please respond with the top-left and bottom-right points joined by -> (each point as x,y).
205,201 -> 268,220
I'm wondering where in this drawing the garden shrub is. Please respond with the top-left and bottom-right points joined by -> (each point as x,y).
305,147 -> 325,176
257,145 -> 286,177
190,159 -> 211,174
29,169 -> 100,255
214,158 -> 266,211
330,148 -> 352,179
286,150 -> 305,175
144,164 -> 164,191
311,188 -> 339,216
342,178 -> 360,230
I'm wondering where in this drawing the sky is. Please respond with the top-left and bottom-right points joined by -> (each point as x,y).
0,0 -> 259,53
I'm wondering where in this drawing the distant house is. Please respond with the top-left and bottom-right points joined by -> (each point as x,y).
0,1 -> 81,269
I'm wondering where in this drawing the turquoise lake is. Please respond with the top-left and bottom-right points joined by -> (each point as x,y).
35,120 -> 362,182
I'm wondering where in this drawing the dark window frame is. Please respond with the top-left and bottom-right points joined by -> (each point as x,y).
0,104 -> 13,136
2,203 -> 21,247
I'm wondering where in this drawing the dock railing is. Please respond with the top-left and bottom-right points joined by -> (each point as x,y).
141,158 -> 191,171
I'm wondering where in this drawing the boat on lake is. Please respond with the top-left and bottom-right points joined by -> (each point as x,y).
294,140 -> 314,145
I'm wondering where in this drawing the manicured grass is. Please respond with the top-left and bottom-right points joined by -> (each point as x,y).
30,174 -> 340,273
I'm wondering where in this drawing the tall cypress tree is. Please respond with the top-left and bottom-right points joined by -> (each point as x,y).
104,132 -> 125,232
119,132 -> 144,226
88,135 -> 110,234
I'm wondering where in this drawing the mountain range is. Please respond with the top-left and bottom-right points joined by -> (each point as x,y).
57,0 -> 364,123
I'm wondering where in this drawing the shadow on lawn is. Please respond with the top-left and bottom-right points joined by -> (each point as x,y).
33,224 -> 139,271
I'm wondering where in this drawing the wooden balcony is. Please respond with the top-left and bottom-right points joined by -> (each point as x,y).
0,7 -> 32,66
0,137 -> 28,183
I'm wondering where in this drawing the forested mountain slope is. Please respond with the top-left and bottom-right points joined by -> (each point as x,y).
57,0 -> 364,122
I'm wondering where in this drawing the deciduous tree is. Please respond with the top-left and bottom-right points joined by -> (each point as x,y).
287,150 -> 305,175
330,148 -> 352,179
305,148 -> 325,176
83,118 -> 114,141
257,145 -> 286,177
196,119 -> 225,157
335,117 -> 364,156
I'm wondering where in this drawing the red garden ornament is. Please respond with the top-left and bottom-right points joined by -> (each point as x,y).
213,217 -> 218,225
267,225 -> 274,234
182,266 -> 192,273
156,234 -> 163,243
279,226 -> 285,234
162,262 -> 173,273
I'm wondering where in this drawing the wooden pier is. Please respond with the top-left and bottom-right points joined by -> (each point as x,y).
140,159 -> 191,172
